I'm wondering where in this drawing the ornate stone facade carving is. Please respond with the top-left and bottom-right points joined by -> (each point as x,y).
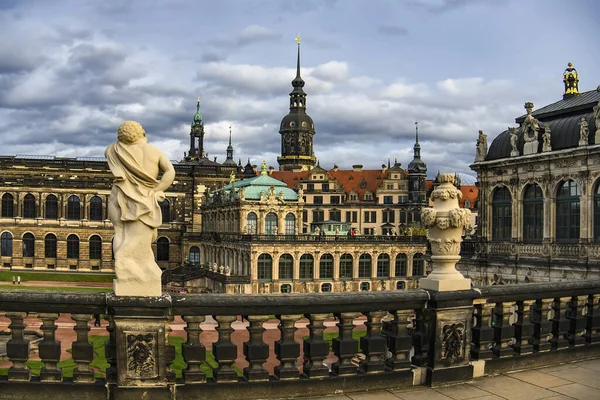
441,323 -> 465,362
579,117 -> 589,146
521,102 -> 540,155
509,127 -> 519,157
475,130 -> 488,162
126,332 -> 158,379
542,124 -> 552,152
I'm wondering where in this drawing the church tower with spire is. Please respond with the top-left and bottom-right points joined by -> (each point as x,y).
277,35 -> 317,171
185,98 -> 205,162
408,122 -> 427,206
222,125 -> 237,167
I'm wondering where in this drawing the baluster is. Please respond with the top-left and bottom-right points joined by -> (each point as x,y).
550,297 -> 570,350
212,315 -> 238,382
243,315 -> 270,382
359,310 -> 387,374
492,302 -> 515,357
104,315 -> 117,382
471,302 -> 494,360
38,313 -> 62,382
303,313 -> 330,378
383,309 -> 412,371
182,315 -> 206,383
566,296 -> 587,347
71,314 -> 95,383
584,294 -> 600,344
275,314 -> 301,380
332,312 -> 360,376
531,298 -> 553,352
6,312 -> 30,382
511,300 -> 534,356
411,309 -> 428,367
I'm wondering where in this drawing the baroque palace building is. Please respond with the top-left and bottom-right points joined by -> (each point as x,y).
0,99 -> 237,273
463,63 -> 600,285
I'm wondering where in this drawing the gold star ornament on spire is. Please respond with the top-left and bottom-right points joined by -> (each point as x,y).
294,34 -> 301,45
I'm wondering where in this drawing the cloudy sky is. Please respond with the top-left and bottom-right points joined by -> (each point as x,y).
1,0 -> 599,179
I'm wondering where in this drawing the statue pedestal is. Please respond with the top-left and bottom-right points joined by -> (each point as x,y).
523,140 -> 538,156
594,130 -> 600,145
420,255 -> 471,291
114,278 -> 162,297
510,150 -> 519,157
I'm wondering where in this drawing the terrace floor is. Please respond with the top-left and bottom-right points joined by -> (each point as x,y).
279,358 -> 600,400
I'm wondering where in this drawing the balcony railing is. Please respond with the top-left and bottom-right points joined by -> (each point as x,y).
1,280 -> 599,398
195,232 -> 429,244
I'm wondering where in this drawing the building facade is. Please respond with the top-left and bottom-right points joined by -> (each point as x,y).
463,63 -> 600,285
180,162 -> 429,294
0,102 -> 238,273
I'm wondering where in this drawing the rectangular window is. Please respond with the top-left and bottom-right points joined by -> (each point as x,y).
363,228 -> 374,235
330,196 -> 340,204
384,196 -> 393,204
307,183 -> 314,192
399,196 -> 408,204
303,210 -> 308,223
322,183 -> 329,192
364,211 -> 377,223
330,209 -> 341,221
312,210 -> 324,222
313,196 -> 323,205
383,210 -> 395,223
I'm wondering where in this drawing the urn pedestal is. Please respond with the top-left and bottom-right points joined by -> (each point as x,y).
419,174 -> 471,292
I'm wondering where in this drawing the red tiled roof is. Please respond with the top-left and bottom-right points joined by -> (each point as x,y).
269,170 -> 310,189
459,185 -> 478,209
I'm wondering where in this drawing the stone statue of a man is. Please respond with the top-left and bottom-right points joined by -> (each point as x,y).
106,121 -> 175,296
593,101 -> 600,144
475,130 -> 487,162
579,117 -> 589,146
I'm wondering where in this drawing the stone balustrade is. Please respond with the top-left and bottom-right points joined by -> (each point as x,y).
0,280 -> 599,399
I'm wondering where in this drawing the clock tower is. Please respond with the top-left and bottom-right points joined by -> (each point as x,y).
277,36 -> 316,171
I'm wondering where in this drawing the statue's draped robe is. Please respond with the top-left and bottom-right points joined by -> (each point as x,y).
105,141 -> 163,296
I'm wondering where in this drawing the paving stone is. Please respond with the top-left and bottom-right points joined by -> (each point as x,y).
391,388 -> 454,400
347,390 -> 400,399
539,395 -> 577,400
469,375 -> 557,400
433,383 -> 493,399
537,364 -> 576,374
544,366 -> 600,389
574,359 -> 600,372
546,383 -> 600,400
507,370 -> 572,388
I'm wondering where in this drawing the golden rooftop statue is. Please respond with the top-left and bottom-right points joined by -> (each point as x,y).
563,62 -> 580,98
294,34 -> 301,45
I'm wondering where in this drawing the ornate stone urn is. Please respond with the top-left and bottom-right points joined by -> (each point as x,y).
420,174 -> 472,291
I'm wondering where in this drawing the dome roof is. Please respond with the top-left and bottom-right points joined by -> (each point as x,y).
279,113 -> 315,133
486,89 -> 600,161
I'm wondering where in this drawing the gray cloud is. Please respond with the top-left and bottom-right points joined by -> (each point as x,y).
377,25 -> 409,37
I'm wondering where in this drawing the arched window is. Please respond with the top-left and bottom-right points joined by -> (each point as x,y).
319,253 -> 334,279
299,254 -> 314,280
160,199 -> 170,224
523,184 -> 544,241
280,283 -> 291,293
89,235 -> 102,260
22,233 -> 35,257
1,232 -> 13,256
321,283 -> 332,292
66,234 -> 79,259
45,234 -> 57,258
377,254 -> 390,278
339,253 -> 353,280
556,180 -> 580,241
157,237 -> 170,261
67,195 -> 81,220
285,213 -> 296,235
23,194 -> 36,219
492,187 -> 512,240
278,254 -> 293,280
358,254 -> 371,278
396,281 -> 406,290
1,193 -> 14,218
247,212 -> 257,234
595,181 -> 600,241
360,282 -> 370,291
265,212 -> 278,235
45,195 -> 59,219
89,196 -> 103,221
413,253 -> 424,276
189,246 -> 200,265
395,254 -> 407,277
257,254 -> 272,280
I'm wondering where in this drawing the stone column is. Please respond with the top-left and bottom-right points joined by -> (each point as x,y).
420,174 -> 471,292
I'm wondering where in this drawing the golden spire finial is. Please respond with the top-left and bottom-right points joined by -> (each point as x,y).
294,34 -> 301,45
261,160 -> 268,175
197,96 -> 200,103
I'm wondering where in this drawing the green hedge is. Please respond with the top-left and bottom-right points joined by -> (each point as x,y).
0,271 -> 115,283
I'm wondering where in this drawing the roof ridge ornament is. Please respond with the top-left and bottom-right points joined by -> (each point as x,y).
563,62 -> 580,99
